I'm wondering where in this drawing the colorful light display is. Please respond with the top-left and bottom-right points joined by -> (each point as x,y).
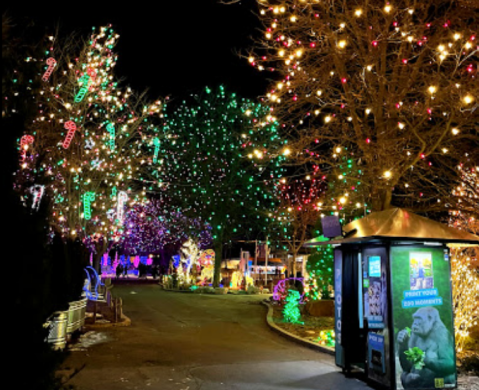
15,25 -> 163,251
151,86 -> 286,284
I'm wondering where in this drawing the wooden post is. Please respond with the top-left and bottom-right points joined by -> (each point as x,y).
265,238 -> 269,286
93,302 -> 97,324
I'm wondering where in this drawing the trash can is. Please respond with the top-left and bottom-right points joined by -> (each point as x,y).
45,311 -> 68,350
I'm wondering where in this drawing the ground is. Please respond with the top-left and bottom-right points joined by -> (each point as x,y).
61,284 -> 372,390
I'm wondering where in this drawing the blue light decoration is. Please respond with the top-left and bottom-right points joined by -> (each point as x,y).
83,266 -> 105,301
173,255 -> 181,269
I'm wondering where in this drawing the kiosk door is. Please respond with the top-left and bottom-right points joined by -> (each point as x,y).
339,248 -> 366,371
361,246 -> 392,387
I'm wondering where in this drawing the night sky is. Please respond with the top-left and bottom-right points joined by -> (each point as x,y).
5,0 -> 269,100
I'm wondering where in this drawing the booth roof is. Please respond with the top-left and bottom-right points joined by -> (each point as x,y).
305,208 -> 479,247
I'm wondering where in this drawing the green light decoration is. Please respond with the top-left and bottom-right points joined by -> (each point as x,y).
306,244 -> 335,300
111,186 -> 117,199
153,137 -> 160,164
283,290 -> 303,324
74,73 -> 91,103
107,123 -> 116,150
83,192 -> 96,220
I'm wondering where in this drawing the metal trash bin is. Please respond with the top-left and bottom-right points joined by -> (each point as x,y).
45,311 -> 68,350
67,299 -> 88,334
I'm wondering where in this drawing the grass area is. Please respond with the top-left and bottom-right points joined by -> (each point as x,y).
271,304 -> 335,347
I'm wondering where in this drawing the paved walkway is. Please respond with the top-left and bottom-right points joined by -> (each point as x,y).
63,284 -> 372,390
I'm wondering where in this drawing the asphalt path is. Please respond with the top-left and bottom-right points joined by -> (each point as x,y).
63,284 -> 372,390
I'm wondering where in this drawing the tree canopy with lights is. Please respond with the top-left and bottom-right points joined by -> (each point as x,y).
150,86 -> 286,285
249,0 -> 478,215
14,26 -> 162,265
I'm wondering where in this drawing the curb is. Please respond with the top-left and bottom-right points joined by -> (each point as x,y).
161,286 -> 271,297
85,314 -> 132,329
161,287 -> 194,294
262,301 -> 335,356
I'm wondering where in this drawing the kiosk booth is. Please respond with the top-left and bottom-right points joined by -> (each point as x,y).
306,208 -> 479,390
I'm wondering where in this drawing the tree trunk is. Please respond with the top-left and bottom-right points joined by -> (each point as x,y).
372,187 -> 394,212
292,252 -> 297,279
213,241 -> 224,287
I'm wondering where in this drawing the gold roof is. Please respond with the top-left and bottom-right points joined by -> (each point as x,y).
305,208 -> 479,247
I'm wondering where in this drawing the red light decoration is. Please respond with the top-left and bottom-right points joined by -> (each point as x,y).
20,135 -> 35,160
63,121 -> 77,149
42,57 -> 57,82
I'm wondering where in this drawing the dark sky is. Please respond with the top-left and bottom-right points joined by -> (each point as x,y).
5,0 -> 269,100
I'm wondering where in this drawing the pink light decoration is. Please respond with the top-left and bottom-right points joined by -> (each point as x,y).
63,121 -> 77,149
102,253 -> 109,267
273,278 -> 307,304
42,57 -> 57,82
147,258 -> 153,266
112,252 -> 119,271
134,256 -> 140,268
20,135 -> 35,160
90,252 -> 93,265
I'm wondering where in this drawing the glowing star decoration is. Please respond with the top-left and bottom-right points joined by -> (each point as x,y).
63,121 -> 77,149
83,192 -> 96,220
74,73 -> 91,103
106,123 -> 116,150
30,185 -> 45,211
117,191 -> 129,222
106,208 -> 116,220
20,135 -> 35,160
42,57 -> 57,82
153,138 -> 161,164
85,139 -> 95,150
91,158 -> 102,170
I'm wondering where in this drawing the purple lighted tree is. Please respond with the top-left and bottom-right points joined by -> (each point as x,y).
119,198 -> 212,259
